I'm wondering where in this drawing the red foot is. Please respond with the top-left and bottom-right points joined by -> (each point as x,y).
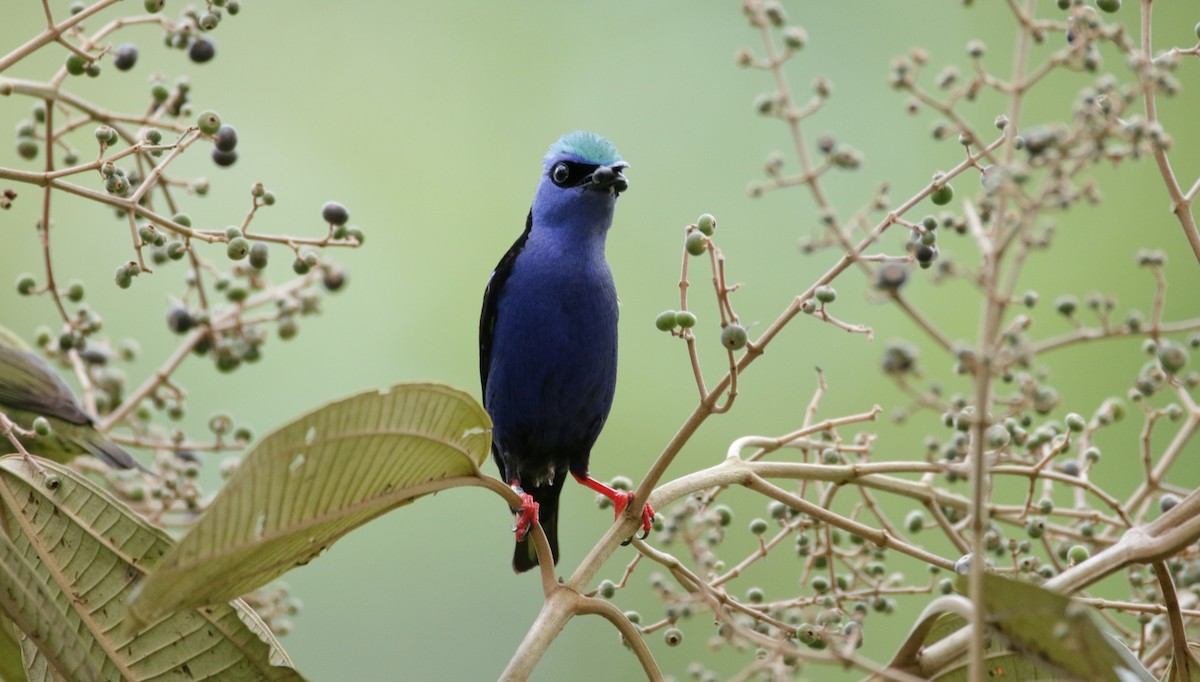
512,488 -> 539,542
571,472 -> 655,541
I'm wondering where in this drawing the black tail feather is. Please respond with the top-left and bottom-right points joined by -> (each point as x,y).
513,505 -> 558,573
512,478 -> 564,573
76,435 -> 148,472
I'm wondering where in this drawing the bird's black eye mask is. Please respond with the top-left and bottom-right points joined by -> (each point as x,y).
549,161 -> 598,188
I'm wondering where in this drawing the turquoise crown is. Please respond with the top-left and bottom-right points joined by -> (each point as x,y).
545,131 -> 622,167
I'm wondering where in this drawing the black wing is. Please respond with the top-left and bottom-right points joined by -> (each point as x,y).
479,209 -> 533,403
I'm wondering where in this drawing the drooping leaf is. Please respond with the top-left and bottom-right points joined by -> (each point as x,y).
955,574 -> 1154,682
0,616 -> 28,682
1160,642 -> 1200,682
0,455 -> 305,681
129,383 -> 491,625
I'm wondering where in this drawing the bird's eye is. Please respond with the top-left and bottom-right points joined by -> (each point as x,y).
551,162 -> 571,186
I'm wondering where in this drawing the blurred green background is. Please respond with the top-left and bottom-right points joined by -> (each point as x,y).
2,2 -> 1199,680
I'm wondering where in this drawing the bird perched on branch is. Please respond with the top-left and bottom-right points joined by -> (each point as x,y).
0,326 -> 143,471
480,131 -> 653,573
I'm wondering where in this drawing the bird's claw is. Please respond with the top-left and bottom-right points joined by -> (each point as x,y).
613,492 -> 654,545
512,491 -> 539,542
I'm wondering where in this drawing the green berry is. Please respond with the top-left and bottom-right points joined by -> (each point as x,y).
654,310 -> 677,332
114,265 -> 133,289
712,504 -> 733,527
1096,0 -> 1120,12
346,227 -> 365,244
749,518 -> 769,535
322,201 -> 350,226
598,579 -> 616,599
144,0 -> 164,10
65,54 -> 86,76
685,231 -> 707,256
814,285 -> 836,303
1158,342 -> 1189,375
166,241 -> 187,260
197,110 -> 221,135
696,213 -> 717,236
292,258 -> 311,275
32,416 -> 50,436
226,237 -> 250,260
1025,517 -> 1045,539
939,578 -> 954,595
1055,295 -> 1078,316
16,138 -> 39,160
16,273 -> 36,295
810,575 -> 830,593
65,280 -> 85,302
1064,413 -> 1086,432
249,242 -> 269,269
198,11 -> 220,30
930,183 -> 954,206
663,627 -> 683,646
904,510 -> 926,533
721,324 -> 748,351
674,311 -> 697,329
224,226 -> 243,240
745,587 -> 764,603
1068,545 -> 1089,564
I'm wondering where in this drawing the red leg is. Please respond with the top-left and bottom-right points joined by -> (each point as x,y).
571,472 -> 655,539
510,481 -> 539,542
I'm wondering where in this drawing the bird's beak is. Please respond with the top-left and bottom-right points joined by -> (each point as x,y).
586,162 -> 630,195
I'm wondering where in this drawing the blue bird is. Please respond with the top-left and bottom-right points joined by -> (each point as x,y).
480,131 -> 653,573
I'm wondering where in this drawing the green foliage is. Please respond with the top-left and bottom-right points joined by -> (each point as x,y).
129,383 -> 491,625
0,457 -> 304,680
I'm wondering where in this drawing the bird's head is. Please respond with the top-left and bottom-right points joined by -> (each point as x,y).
532,131 -> 628,233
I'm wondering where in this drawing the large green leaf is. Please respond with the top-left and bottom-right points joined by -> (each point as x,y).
958,574 -> 1154,682
0,616 -> 28,682
0,456 -> 304,681
129,383 -> 491,625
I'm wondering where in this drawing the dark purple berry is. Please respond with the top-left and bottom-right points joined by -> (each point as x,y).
167,305 -> 194,334
188,38 -> 216,64
321,201 -> 350,226
212,148 -> 238,167
214,125 -> 238,152
114,43 -> 138,71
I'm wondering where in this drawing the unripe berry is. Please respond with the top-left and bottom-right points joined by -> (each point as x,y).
685,231 -> 707,256
197,110 -> 221,135
904,510 -> 926,533
226,237 -> 250,260
249,242 -> 269,269
721,324 -> 748,351
814,285 -> 836,303
1068,545 -> 1089,564
655,310 -> 677,332
696,213 -> 717,236
674,311 -> 697,329
32,416 -> 51,436
749,518 -> 768,535
16,273 -> 36,295
663,627 -> 683,647
930,183 -> 954,206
